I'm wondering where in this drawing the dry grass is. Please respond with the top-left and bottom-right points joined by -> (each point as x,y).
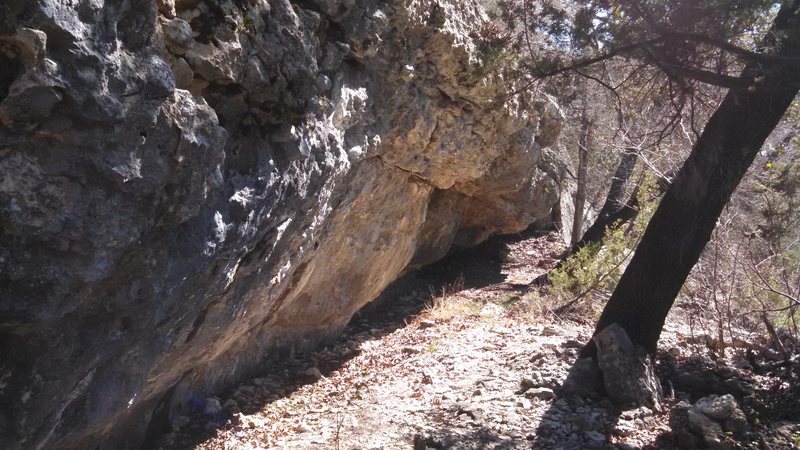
419,275 -> 482,322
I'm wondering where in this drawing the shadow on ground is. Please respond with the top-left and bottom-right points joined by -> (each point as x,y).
158,227 -> 551,449
527,346 -> 800,449
528,357 -> 624,450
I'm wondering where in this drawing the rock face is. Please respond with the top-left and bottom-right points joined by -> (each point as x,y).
0,0 -> 563,448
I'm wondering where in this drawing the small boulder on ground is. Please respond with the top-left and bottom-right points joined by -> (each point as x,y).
593,324 -> 662,412
674,394 -> 749,449
695,394 -> 738,420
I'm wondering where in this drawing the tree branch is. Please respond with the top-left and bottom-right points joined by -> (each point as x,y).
663,32 -> 800,63
659,62 -> 755,90
522,30 -> 787,92
524,36 -> 668,79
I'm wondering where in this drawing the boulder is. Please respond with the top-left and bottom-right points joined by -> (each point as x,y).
673,394 -> 748,449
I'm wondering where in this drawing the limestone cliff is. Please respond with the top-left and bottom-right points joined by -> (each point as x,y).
0,0 -> 563,447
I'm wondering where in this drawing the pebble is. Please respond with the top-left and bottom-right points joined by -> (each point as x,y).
314,74 -> 331,92
542,326 -> 560,336
305,367 -> 323,380
293,423 -> 311,433
620,406 -> 653,420
223,399 -> 239,411
613,421 -> 636,437
203,398 -> 222,416
529,351 -> 546,363
583,430 -> 607,448
517,377 -> 537,394
237,385 -> 255,395
524,387 -> 555,401
170,415 -> 190,431
573,413 -> 600,430
418,320 -> 436,329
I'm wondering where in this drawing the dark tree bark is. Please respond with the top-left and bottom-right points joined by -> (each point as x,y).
584,1 -> 800,356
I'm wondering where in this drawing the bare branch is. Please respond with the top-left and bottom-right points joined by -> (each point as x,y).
574,68 -> 625,127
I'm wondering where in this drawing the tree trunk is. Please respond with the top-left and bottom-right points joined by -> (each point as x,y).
531,149 -> 639,286
569,148 -> 638,256
571,110 -> 592,246
584,1 -> 800,356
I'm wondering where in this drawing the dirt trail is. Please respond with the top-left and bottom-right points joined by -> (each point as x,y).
158,230 -> 800,450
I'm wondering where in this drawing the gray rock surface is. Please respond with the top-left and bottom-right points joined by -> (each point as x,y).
525,387 -> 556,401
688,407 -> 726,448
687,394 -> 748,447
669,393 -> 750,449
594,324 -> 662,412
0,0 -> 564,448
672,356 -> 754,398
695,394 -> 738,420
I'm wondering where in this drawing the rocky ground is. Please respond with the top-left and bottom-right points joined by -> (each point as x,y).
157,230 -> 800,449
